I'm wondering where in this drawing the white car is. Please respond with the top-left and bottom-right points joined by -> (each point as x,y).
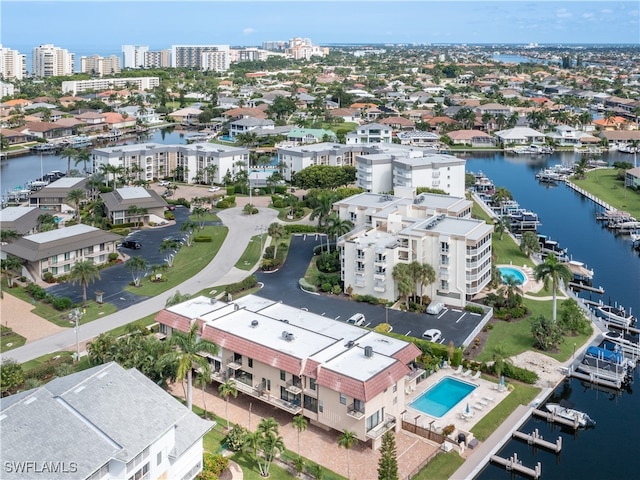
422,329 -> 442,343
426,302 -> 445,315
346,313 -> 366,326
159,180 -> 171,187
208,186 -> 221,192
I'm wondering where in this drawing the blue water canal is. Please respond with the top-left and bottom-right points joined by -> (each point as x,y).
468,150 -> 640,480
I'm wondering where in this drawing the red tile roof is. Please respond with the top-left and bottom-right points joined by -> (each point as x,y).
154,310 -> 192,332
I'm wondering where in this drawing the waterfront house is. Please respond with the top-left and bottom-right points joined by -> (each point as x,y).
20,121 -> 75,141
0,127 -> 31,145
494,126 -> 546,145
0,206 -> 49,235
155,294 -> 422,449
0,362 -> 212,480
228,117 -> 275,139
169,106 -> 203,125
624,167 -> 640,189
286,128 -> 337,145
1,223 -> 121,279
346,123 -> 393,145
28,177 -> 88,212
100,186 -> 168,225
447,129 -> 494,147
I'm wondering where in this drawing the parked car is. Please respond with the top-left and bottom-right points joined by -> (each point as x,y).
120,240 -> 142,249
208,186 -> 221,192
159,180 -> 171,187
422,329 -> 442,343
426,302 -> 445,315
346,313 -> 366,326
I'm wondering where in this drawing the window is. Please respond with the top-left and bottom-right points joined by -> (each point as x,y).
303,394 -> 318,413
340,393 -> 347,405
309,378 -> 316,391
319,400 -> 323,413
248,358 -> 253,368
64,252 -> 71,261
157,451 -> 162,466
127,463 -> 149,480
392,384 -> 397,393
280,370 -> 286,381
366,408 -> 384,431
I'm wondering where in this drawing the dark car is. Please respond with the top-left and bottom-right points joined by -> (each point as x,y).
120,240 -> 142,249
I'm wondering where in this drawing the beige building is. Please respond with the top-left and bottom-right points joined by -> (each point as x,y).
32,44 -> 74,77
335,191 -> 493,307
0,44 -> 26,80
155,295 -> 424,449
100,187 -> 168,225
80,54 -> 121,76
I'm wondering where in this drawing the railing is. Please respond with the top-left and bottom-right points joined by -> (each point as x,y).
226,355 -> 242,370
285,379 -> 302,395
405,367 -> 425,382
367,415 -> 396,439
346,403 -> 365,419
401,420 -> 446,444
460,303 -> 493,348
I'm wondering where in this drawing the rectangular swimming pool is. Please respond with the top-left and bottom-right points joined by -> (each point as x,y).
409,376 -> 477,418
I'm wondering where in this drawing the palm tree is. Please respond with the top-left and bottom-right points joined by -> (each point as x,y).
61,147 -> 78,175
218,379 -> 238,429
392,263 -> 414,309
0,229 -> 19,243
267,222 -> 285,259
325,213 -> 353,253
494,216 -> 511,240
165,322 -> 218,410
338,429 -> 358,480
1,255 -> 23,288
66,188 -> 86,223
74,149 -> 91,175
412,261 -> 436,304
126,256 -> 149,287
180,220 -> 198,246
292,414 -> 308,457
534,253 -> 572,322
309,194 -> 334,228
160,239 -> 181,267
195,365 -> 212,420
69,260 -> 101,304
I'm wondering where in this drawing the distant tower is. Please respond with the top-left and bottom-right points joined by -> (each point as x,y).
122,45 -> 149,69
32,44 -> 74,77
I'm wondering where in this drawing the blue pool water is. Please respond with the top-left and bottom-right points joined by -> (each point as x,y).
409,377 -> 477,418
498,266 -> 527,285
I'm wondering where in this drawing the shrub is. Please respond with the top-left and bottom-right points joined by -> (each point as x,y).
198,453 -> 229,480
316,251 -> 340,273
226,186 -> 235,195
224,425 -> 247,452
23,355 -> 73,382
284,224 -> 317,234
164,211 -> 175,220
225,195 -> 236,204
464,304 -> 484,314
492,362 -> 539,384
331,284 -> 342,295
108,252 -> 119,262
110,227 -> 130,236
43,272 -> 55,283
263,245 -> 275,260
26,284 -> 47,300
216,200 -> 232,209
225,275 -> 258,296
51,296 -> 73,311
321,282 -> 332,292
442,424 -> 455,437
299,278 -> 317,292
194,236 -> 212,242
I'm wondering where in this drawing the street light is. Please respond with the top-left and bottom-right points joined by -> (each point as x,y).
69,308 -> 83,363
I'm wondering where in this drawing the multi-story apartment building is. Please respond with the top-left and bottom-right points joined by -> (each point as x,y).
229,47 -> 270,63
355,146 -> 467,197
286,37 -> 329,60
80,54 -> 121,76
155,294 -> 423,449
61,76 -> 160,95
92,142 -> 249,184
0,80 -> 15,97
2,224 -> 121,279
334,191 -> 493,308
345,123 -> 393,145
32,44 -> 74,77
144,49 -> 170,68
276,142 -> 371,181
262,40 -> 287,52
0,44 -> 26,80
171,45 -> 230,70
121,44 -> 149,68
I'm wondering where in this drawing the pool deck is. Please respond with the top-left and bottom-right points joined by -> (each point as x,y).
404,367 -> 511,438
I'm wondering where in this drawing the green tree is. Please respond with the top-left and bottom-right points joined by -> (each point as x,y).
377,430 -> 399,480
242,417 -> 286,477
559,298 -> 590,335
0,359 -> 24,396
531,314 -> 565,351
309,193 -> 336,228
494,216 -> 510,240
165,290 -> 191,307
69,260 -> 101,304
191,206 -> 209,229
325,213 -> 353,253
1,255 -> 23,288
74,149 -> 91,175
218,379 -> 238,429
86,332 -> 117,365
180,220 -> 198,246
0,229 -> 19,243
164,322 -> 218,410
292,414 -> 308,458
66,188 -> 86,223
392,263 -> 415,309
410,261 -> 436,304
37,213 -> 58,232
267,95 -> 297,121
519,231 -> 541,257
534,253 -> 572,322
338,429 -> 358,480
61,147 -> 78,175
195,364 -> 212,420
267,222 -> 285,259
160,239 -> 181,267
126,255 -> 149,287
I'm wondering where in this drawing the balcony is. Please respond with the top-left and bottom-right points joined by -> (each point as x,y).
285,379 -> 302,395
366,414 -> 396,439
226,355 -> 242,370
346,403 -> 365,420
405,367 -> 425,382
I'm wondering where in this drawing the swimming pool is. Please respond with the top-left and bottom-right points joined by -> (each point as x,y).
409,377 -> 477,418
498,266 -> 527,285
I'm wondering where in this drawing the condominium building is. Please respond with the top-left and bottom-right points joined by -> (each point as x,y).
286,37 -> 328,60
171,45 -> 230,70
155,294 -> 423,449
229,47 -> 270,63
91,142 -> 249,184
334,191 -> 493,307
80,54 -> 121,76
61,76 -> 160,96
0,362 -> 212,480
276,142 -> 371,181
345,123 -> 393,145
0,80 -> 15,97
0,44 -> 26,80
144,49 -> 170,68
121,44 -> 149,68
32,44 -> 74,77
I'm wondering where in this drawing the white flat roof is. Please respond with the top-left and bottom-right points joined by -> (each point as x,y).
0,206 -> 38,221
117,187 -> 151,200
25,224 -> 98,243
323,344 -> 397,381
45,177 -> 85,188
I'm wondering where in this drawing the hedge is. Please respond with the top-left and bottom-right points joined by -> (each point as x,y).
226,186 -> 235,195
492,362 -> 539,384
381,330 -> 464,366
23,355 -> 74,381
299,278 -> 317,292
284,224 -> 318,234
225,275 -> 258,295
194,236 -> 212,242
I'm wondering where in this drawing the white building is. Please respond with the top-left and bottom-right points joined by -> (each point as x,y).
286,37 -> 329,60
92,142 -> 249,184
156,294 -> 422,449
80,55 -> 121,76
61,76 -> 160,96
121,44 -> 149,68
171,45 -> 230,70
0,362 -> 212,480
0,44 -> 26,80
0,80 -> 15,97
276,142 -> 369,181
32,44 -> 74,77
335,191 -> 493,307
346,123 -> 393,145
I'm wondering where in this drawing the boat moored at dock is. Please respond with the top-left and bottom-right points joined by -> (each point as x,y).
544,401 -> 595,428
595,303 -> 636,328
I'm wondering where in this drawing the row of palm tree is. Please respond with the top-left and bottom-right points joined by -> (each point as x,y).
391,261 -> 436,309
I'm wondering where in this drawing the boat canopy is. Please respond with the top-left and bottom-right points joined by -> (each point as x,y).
585,346 -> 623,364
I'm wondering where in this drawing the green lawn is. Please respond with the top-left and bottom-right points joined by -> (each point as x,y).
572,169 -> 640,220
234,234 -> 267,270
412,452 -> 465,480
127,225 -> 228,296
188,212 -> 221,223
21,351 -> 75,372
0,330 -> 26,352
491,233 -> 536,268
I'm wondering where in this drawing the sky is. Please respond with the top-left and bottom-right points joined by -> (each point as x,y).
1,0 -> 638,58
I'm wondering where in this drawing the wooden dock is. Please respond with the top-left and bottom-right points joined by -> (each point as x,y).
491,452 -> 541,479
564,179 -> 614,211
532,408 -> 582,429
569,282 -> 605,294
513,428 -> 562,452
567,369 -> 623,389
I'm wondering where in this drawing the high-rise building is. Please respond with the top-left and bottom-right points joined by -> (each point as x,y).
171,45 -> 230,70
262,40 -> 287,52
0,45 -> 26,80
32,44 -> 74,77
144,50 -> 170,68
286,37 -> 329,60
121,44 -> 149,68
80,55 -> 121,76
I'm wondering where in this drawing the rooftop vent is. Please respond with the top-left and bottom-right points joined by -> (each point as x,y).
251,320 -> 259,328
346,340 -> 356,348
210,297 -> 217,304
364,346 -> 374,358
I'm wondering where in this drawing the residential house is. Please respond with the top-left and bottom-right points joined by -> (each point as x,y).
546,125 -> 599,146
395,130 -> 440,147
600,130 -> 640,148
346,123 -> 393,145
378,116 -> 416,131
228,117 -> 275,139
326,107 -> 360,123
20,121 -> 75,141
103,112 -> 137,131
476,103 -> 512,117
28,177 -> 87,212
0,127 -> 31,145
494,126 -> 546,145
222,107 -> 268,120
0,362 -> 212,480
335,191 -> 492,307
286,128 -> 337,145
117,105 -> 163,124
155,294 -> 422,449
0,206 -> 48,235
100,187 -> 168,225
624,166 -> 640,189
1,224 -> 121,279
447,130 -> 494,147
169,107 -> 203,125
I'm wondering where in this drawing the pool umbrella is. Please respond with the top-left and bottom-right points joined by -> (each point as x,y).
500,375 -> 504,386
466,403 -> 470,414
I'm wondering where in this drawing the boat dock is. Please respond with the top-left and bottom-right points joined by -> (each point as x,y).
490,452 -> 541,479
513,428 -> 562,453
532,408 -> 582,429
566,368 -> 623,390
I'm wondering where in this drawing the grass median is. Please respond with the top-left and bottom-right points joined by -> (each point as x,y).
234,234 -> 267,270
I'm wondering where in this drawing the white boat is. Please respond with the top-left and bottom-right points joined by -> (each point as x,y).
596,303 -> 636,328
545,402 -> 595,427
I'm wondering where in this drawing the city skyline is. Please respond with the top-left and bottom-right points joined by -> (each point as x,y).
1,0 -> 638,60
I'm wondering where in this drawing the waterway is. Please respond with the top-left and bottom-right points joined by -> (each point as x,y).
468,150 -> 640,480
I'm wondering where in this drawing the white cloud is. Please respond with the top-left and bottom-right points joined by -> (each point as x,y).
582,13 -> 595,19
242,27 -> 255,35
556,8 -> 572,19
601,9 -> 613,14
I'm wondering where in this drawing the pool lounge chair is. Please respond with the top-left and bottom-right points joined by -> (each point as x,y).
473,403 -> 485,411
463,369 -> 472,377
453,365 -> 463,375
472,370 -> 481,380
482,396 -> 495,403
